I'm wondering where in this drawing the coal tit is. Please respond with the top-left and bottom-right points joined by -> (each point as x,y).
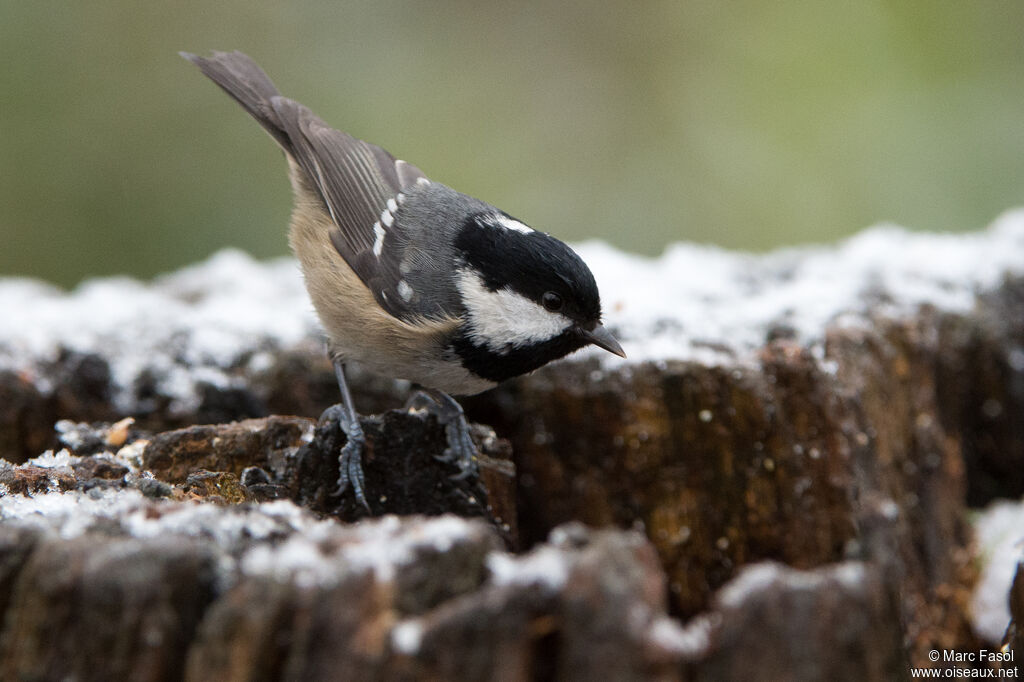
183,51 -> 625,508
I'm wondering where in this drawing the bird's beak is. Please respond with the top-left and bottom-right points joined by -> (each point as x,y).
580,323 -> 626,358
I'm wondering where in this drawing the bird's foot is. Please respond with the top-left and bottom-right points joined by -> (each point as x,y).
406,390 -> 479,480
319,403 -> 370,511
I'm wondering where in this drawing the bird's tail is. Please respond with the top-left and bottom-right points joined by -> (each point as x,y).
181,50 -> 295,155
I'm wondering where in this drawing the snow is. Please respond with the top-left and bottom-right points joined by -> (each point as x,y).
0,488 -> 493,597
26,448 -> 78,469
333,514 -> 485,582
54,421 -> 86,451
0,249 -> 316,414
0,488 -> 152,539
0,487 -> 328,546
0,483 -> 492,595
577,208 -> 1024,366
1,213 -> 1023,408
486,545 -> 571,591
238,513 -> 486,585
240,534 -> 342,589
970,498 -> 1024,643
716,561 -> 867,609
391,620 -> 424,655
647,615 -> 714,656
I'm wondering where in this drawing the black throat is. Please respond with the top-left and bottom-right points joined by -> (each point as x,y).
450,328 -> 588,384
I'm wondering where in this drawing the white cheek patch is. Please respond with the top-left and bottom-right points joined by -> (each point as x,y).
457,270 -> 570,353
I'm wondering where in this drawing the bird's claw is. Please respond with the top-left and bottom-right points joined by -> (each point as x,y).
321,403 -> 371,511
436,419 -> 478,480
407,390 -> 479,479
333,438 -> 369,510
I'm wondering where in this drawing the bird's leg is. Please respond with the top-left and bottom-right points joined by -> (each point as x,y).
405,388 -> 478,480
322,361 -> 369,510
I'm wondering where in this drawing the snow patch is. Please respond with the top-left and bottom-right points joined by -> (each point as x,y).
716,561 -> 866,609
970,498 -> 1024,643
337,514 -> 481,582
237,514 -> 483,586
576,208 -> 1024,366
1,213 -> 1023,409
241,534 -> 340,589
391,620 -> 424,655
0,488 -> 329,547
0,249 -> 316,413
54,421 -> 86,450
647,615 -> 714,656
27,448 -> 78,469
486,545 -> 571,591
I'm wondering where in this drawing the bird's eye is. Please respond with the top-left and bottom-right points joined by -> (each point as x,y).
542,291 -> 563,312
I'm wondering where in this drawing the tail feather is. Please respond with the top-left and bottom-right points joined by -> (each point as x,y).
181,50 -> 293,154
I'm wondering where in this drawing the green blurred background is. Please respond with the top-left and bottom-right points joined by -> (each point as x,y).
2,1 -> 1023,288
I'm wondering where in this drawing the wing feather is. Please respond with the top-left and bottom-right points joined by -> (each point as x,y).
186,50 -> 435,320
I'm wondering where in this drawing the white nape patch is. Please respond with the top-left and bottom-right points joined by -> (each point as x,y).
416,177 -> 431,186
372,222 -> 386,257
456,270 -> 570,352
380,207 -> 395,228
491,215 -> 534,234
387,198 -> 398,213
397,280 -> 413,302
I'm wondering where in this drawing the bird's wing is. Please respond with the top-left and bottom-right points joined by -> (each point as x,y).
269,97 -> 439,320
183,50 -> 437,321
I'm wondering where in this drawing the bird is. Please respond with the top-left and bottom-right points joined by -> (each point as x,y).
182,50 -> 625,510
